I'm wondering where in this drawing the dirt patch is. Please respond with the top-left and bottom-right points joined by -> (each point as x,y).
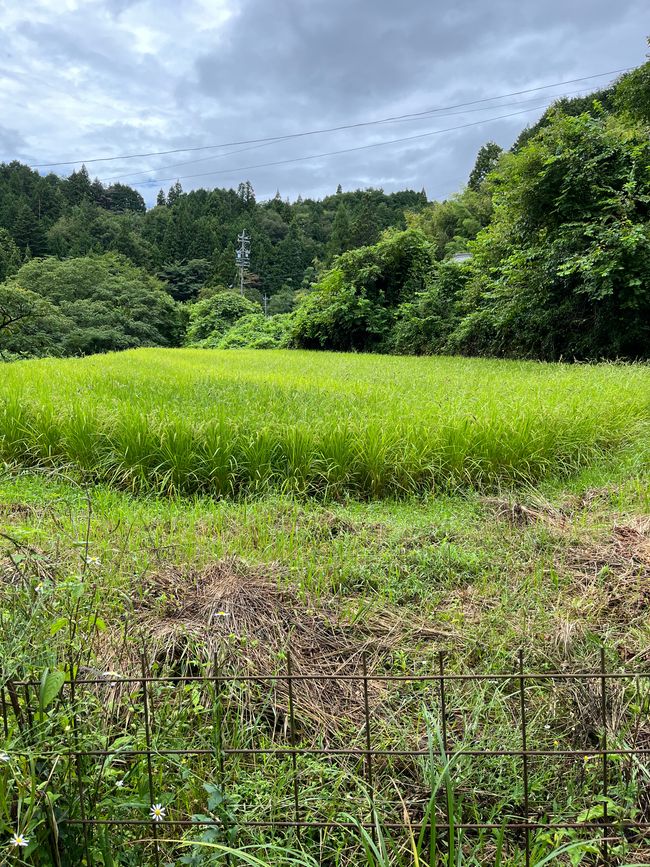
120,557 -> 452,729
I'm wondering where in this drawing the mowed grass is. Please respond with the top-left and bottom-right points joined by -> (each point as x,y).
0,348 -> 648,497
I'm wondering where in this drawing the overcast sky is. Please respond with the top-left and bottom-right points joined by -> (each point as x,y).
1,0 -> 647,206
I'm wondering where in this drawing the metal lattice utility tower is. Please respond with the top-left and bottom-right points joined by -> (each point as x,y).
235,230 -> 251,295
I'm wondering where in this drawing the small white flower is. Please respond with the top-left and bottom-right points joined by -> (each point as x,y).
0,753 -> 9,763
150,803 -> 166,822
115,780 -> 125,788
544,724 -> 551,730
85,556 -> 101,567
10,832 -> 29,848
35,583 -> 44,593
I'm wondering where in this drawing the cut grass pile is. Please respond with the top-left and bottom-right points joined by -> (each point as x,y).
1,349 -> 649,497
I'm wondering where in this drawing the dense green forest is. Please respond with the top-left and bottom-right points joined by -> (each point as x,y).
1,57 -> 649,361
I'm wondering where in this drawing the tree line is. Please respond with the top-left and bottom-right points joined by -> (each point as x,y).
1,53 -> 648,361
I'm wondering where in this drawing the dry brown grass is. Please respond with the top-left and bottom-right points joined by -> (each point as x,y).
481,494 -> 570,529
105,557 -> 454,729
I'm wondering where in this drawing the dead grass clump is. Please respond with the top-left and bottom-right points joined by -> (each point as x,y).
0,502 -> 39,519
482,496 -> 569,529
124,557 -> 450,729
0,533 -> 56,587
566,520 -> 650,618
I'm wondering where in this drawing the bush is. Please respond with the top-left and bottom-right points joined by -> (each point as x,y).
290,229 -> 433,351
185,291 -> 260,346
388,260 -> 469,355
218,313 -> 292,349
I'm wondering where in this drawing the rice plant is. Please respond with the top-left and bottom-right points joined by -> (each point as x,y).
0,349 -> 648,499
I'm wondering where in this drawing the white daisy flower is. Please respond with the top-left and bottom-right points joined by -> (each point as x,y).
115,780 -> 125,788
10,832 -> 29,847
150,803 -> 166,822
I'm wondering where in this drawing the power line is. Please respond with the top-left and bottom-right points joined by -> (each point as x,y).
122,101 -> 573,188
98,86 -> 593,184
27,67 -> 629,170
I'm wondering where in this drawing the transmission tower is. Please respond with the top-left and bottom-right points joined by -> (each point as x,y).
235,230 -> 251,295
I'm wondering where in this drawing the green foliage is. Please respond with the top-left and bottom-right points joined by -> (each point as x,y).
12,201 -> 48,257
0,229 -> 21,281
328,202 -> 352,258
512,88 -> 618,152
5,254 -> 183,356
291,229 -> 433,351
388,260 -> 469,355
218,313 -> 292,348
455,111 -> 650,359
467,140 -> 503,191
405,189 -> 492,260
267,287 -> 296,315
158,258 -> 212,303
0,158 -> 428,348
613,53 -> 650,123
103,182 -> 146,213
0,284 -> 66,358
186,291 -> 260,346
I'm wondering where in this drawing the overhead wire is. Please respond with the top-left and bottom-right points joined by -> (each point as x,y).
27,67 -> 629,170
120,99 -> 583,188
98,85 -> 594,184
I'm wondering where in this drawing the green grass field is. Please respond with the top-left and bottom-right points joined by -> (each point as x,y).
1,350 -> 650,865
1,349 -> 649,497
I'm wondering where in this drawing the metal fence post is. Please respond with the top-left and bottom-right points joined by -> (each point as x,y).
600,647 -> 610,866
362,650 -> 376,843
287,649 -> 301,839
518,649 -> 530,867
69,661 -> 92,867
212,652 -> 231,866
1,686 -> 8,738
140,652 -> 160,867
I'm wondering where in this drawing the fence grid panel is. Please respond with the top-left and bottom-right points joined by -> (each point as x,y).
2,651 -> 650,862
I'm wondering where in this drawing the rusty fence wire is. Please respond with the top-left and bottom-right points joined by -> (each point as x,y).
2,648 -> 650,865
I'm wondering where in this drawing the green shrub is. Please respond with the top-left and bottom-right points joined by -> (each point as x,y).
218,313 -> 292,349
290,229 -> 433,351
186,291 -> 260,346
387,260 -> 469,355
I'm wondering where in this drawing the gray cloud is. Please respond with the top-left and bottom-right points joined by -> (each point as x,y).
0,0 -> 646,205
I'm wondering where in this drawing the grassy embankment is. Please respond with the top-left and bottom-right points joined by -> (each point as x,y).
1,350 -> 649,865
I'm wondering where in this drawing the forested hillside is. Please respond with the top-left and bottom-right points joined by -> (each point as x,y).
0,165 -> 425,299
1,56 -> 648,361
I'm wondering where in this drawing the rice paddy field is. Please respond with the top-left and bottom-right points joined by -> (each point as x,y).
1,349 -> 650,865
0,349 -> 649,497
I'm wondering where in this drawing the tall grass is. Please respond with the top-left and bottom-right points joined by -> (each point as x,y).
0,349 -> 648,498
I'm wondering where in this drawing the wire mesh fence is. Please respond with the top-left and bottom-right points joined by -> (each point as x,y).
2,648 -> 650,865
